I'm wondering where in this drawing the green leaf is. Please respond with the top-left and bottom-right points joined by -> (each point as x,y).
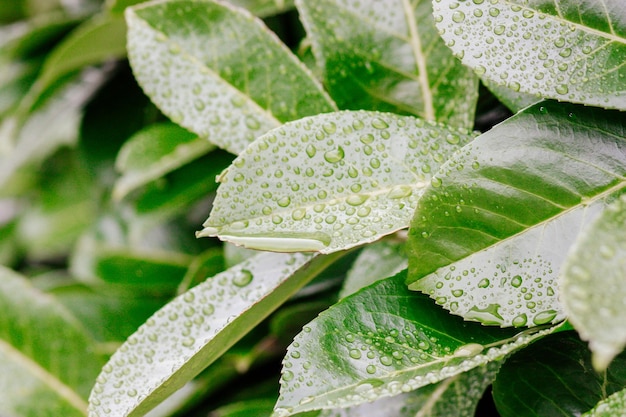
561,193 -> 626,370
273,270 -> 559,416
0,266 -> 105,416
296,0 -> 478,128
493,332 -> 626,417
113,122 -> 214,200
0,68 -> 109,193
125,0 -> 335,155
316,364 -> 498,417
432,0 -> 626,110
109,0 -> 294,17
340,239 -> 407,298
407,101 -> 626,327
132,149 -> 233,218
199,111 -> 475,253
480,78 -> 539,113
584,389 -> 626,417
88,251 -> 344,417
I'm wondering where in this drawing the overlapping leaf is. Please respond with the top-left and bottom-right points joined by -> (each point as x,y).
199,110 -> 475,253
432,0 -> 626,110
0,266 -> 104,417
273,270 -> 559,416
125,0 -> 335,155
561,193 -> 626,370
113,123 -> 214,200
493,332 -> 626,417
297,0 -> 478,128
88,252 -> 343,417
584,389 -> 626,417
407,101 -> 626,327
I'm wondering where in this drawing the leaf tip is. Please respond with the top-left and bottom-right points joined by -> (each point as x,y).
196,226 -> 219,238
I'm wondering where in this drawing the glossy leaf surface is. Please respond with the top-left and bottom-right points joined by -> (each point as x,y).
200,111 -> 474,253
432,0 -> 626,110
125,0 -> 335,155
493,332 -> 626,417
316,364 -> 498,417
0,266 -> 104,416
273,271 -> 559,415
408,101 -> 626,327
297,0 -> 478,128
561,193 -> 626,370
88,252 -> 342,417
114,122 -> 214,200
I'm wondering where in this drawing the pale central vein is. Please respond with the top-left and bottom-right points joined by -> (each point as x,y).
401,0 -> 435,121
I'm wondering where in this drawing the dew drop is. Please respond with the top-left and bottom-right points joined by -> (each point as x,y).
511,275 -> 523,288
452,10 -> 466,22
349,349 -> 362,359
277,196 -> 291,207
306,144 -> 316,158
366,365 -> 376,374
324,146 -> 345,163
512,313 -> 527,327
533,310 -> 557,325
371,118 -> 389,129
232,269 -> 253,287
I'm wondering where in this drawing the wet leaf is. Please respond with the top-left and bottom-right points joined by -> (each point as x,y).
432,0 -> 626,110
88,252 -> 343,417
273,270 -> 560,416
109,0 -> 294,17
315,364 -> 499,417
583,389 -> 626,417
0,266 -> 105,416
561,193 -> 626,370
125,0 -> 335,155
407,101 -> 626,327
199,110 -> 474,253
113,123 -> 214,200
297,0 -> 478,128
493,332 -> 626,417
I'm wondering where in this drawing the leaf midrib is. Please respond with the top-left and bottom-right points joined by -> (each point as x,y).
0,338 -> 88,415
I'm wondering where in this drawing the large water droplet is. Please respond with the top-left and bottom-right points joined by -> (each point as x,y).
232,269 -> 253,287
324,146 -> 345,163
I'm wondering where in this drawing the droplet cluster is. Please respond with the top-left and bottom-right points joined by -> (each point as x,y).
432,0 -> 626,109
203,110 -> 473,253
88,252 -> 313,416
126,1 -> 334,156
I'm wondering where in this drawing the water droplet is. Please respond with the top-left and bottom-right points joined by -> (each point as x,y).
277,196 -> 291,207
349,349 -> 362,359
511,275 -> 523,288
306,144 -> 316,158
324,146 -> 345,163
232,269 -> 253,287
387,185 -> 412,199
555,84 -> 569,95
380,356 -> 393,366
533,310 -> 557,325
182,337 -> 195,347
452,10 -> 466,22
453,343 -> 483,358
366,365 -> 376,374
371,118 -> 389,129
282,370 -> 294,381
347,194 -> 368,206
512,313 -> 527,327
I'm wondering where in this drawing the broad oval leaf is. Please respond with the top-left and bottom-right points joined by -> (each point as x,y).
125,0 -> 335,155
273,270 -> 560,416
88,251 -> 343,417
407,101 -> 626,327
113,122 -> 214,200
561,193 -> 626,370
493,332 -> 626,417
198,111 -> 475,253
0,266 -> 104,416
432,0 -> 626,110
297,0 -> 478,128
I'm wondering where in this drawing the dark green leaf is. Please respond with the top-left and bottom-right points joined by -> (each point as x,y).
493,332 -> 626,417
274,270 -> 559,415
297,0 -> 478,128
407,101 -> 626,327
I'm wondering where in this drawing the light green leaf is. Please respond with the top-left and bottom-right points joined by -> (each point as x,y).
273,271 -> 560,416
339,239 -> 407,298
407,101 -> 626,327
480,78 -> 539,113
296,0 -> 478,128
88,251 -> 343,417
493,332 -> 626,417
561,193 -> 626,371
0,266 -> 105,416
584,389 -> 626,417
199,111 -> 475,253
125,0 -> 335,155
316,364 -> 499,417
432,0 -> 626,110
109,0 -> 294,17
113,123 -> 214,200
